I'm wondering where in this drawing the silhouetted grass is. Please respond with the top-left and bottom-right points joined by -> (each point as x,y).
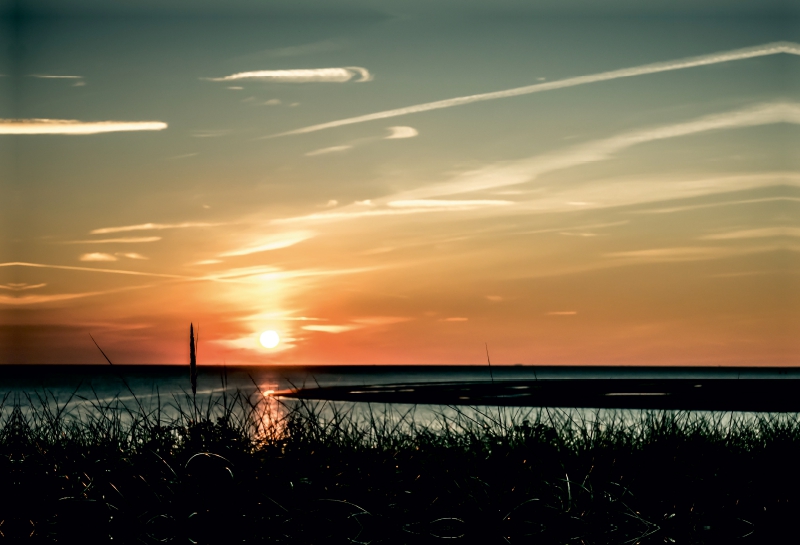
0,388 -> 798,544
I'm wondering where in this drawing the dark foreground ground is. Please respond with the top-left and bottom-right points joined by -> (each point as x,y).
1,386 -> 799,545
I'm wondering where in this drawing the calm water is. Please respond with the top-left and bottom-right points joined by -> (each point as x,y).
3,364 -> 798,399
2,365 -> 798,427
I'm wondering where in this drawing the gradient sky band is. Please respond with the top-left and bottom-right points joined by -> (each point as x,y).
269,41 -> 799,137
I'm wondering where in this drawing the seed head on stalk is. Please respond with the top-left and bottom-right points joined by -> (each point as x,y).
190,323 -> 198,395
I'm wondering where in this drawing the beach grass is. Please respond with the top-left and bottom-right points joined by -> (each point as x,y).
0,388 -> 798,543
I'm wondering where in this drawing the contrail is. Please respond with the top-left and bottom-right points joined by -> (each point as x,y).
1,119 -> 167,135
0,262 -> 189,279
268,41 -> 799,138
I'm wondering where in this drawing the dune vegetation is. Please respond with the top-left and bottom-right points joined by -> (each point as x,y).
0,382 -> 798,544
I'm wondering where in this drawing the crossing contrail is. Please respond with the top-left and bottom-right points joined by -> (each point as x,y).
268,41 -> 799,138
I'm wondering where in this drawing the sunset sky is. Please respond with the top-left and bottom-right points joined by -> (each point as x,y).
1,1 -> 798,365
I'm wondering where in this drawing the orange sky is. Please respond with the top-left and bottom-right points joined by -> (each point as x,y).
1,6 -> 798,364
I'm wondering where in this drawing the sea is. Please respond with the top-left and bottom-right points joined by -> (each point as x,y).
2,365 -> 798,429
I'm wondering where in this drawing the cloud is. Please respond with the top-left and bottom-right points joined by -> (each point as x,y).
0,261 -> 189,279
601,245 -> 800,267
67,237 -> 162,243
79,253 -> 118,262
392,102 -> 800,200
192,130 -> 231,138
0,283 -> 47,291
0,292 -> 109,305
440,317 -> 468,322
516,221 -> 630,235
302,324 -> 362,333
115,252 -> 149,260
604,246 -> 735,262
29,74 -> 82,79
385,126 -> 418,139
547,311 -> 577,315
206,67 -> 372,83
351,316 -> 413,325
0,119 -> 167,135
271,105 -> 799,227
700,227 -> 800,240
91,222 -> 222,234
219,231 -> 314,257
272,205 -> 511,225
387,199 -> 511,208
305,145 -> 353,156
0,284 -> 157,306
274,199 -> 513,225
201,264 -> 376,284
632,196 -> 800,214
485,295 -> 504,302
270,41 -> 799,137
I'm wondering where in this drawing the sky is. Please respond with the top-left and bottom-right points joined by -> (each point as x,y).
1,1 -> 798,365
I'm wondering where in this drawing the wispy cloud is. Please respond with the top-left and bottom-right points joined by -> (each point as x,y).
700,227 -> 800,240
79,253 -> 118,262
0,284 -> 156,306
515,221 -> 630,236
272,104 -> 799,227
91,222 -> 222,234
387,199 -> 511,208
206,67 -> 372,83
547,311 -> 577,315
392,102 -> 800,201
385,126 -> 418,139
200,265 -> 376,283
0,292 -> 110,306
0,262 -> 189,279
274,199 -> 515,225
219,231 -> 315,257
631,196 -> 800,214
191,130 -> 231,138
29,74 -> 82,79
440,317 -> 468,322
67,237 -> 162,244
302,324 -> 362,333
604,246 -> 739,262
115,252 -> 149,260
305,145 -> 353,156
1,119 -> 167,135
352,316 -> 413,325
305,125 -> 417,158
0,283 -> 47,291
270,41 -> 799,137
273,204 -> 513,225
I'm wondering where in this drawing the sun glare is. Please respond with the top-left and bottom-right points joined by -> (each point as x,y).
259,330 -> 280,349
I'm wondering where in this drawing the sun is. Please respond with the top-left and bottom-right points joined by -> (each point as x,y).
259,330 -> 280,349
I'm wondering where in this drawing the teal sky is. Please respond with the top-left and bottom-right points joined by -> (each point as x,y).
1,1 -> 798,364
